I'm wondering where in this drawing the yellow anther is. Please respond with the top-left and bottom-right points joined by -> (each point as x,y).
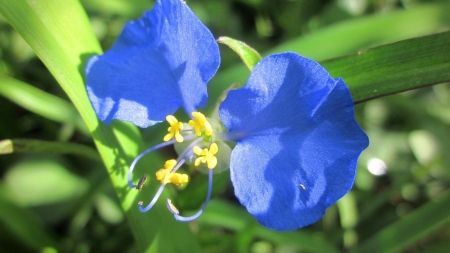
163,115 -> 184,143
155,159 -> 189,186
193,143 -> 218,169
164,159 -> 177,170
188,112 -> 212,137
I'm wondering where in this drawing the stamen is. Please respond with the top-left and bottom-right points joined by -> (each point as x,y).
155,159 -> 189,186
164,115 -> 184,142
189,112 -> 212,137
130,135 -> 204,213
138,184 -> 165,212
168,168 -> 214,222
136,174 -> 148,191
127,139 -> 177,188
166,198 -> 179,214
193,143 -> 218,169
127,134 -> 197,188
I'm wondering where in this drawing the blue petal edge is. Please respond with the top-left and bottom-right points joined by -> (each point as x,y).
219,52 -> 369,231
85,0 -> 220,127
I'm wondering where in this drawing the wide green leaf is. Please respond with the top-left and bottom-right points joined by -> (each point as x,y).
0,0 -> 201,252
322,31 -> 450,104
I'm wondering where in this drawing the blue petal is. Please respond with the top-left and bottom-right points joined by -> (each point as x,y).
86,0 -> 220,127
219,53 -> 369,231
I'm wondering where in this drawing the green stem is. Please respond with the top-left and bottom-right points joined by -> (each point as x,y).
0,139 -> 101,162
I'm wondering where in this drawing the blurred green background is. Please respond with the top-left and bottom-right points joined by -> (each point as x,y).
1,0 -> 450,252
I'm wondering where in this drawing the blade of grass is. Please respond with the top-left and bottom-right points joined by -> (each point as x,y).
0,76 -> 89,135
321,31 -> 450,104
351,190 -> 450,253
0,139 -> 100,161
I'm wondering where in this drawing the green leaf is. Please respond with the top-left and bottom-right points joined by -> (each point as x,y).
0,76 -> 89,135
270,3 -> 450,61
217,36 -> 262,71
206,2 -> 450,111
351,190 -> 450,253
321,31 -> 450,104
0,139 -> 101,161
4,155 -> 89,207
200,200 -> 340,253
0,1 -> 201,252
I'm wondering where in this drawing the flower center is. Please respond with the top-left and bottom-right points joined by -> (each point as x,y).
160,112 -> 219,186
128,111 -> 225,222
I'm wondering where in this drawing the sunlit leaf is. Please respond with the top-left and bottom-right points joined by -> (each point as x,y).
217,36 -> 262,71
322,31 -> 450,104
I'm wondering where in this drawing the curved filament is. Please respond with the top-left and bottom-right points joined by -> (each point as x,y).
127,134 -> 198,188
168,168 -> 213,222
138,184 -> 165,212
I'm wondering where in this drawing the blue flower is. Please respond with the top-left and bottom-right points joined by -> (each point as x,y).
86,0 -> 220,128
85,0 -> 368,231
219,53 -> 369,230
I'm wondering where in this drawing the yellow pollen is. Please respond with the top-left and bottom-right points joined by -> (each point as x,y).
155,159 -> 189,186
193,143 -> 218,169
188,112 -> 212,137
163,115 -> 184,143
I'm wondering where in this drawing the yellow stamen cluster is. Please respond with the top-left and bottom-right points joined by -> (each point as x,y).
155,159 -> 189,186
193,143 -> 218,169
163,115 -> 184,143
189,112 -> 212,137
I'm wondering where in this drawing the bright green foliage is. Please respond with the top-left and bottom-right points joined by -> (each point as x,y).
217,36 -> 262,71
322,31 -> 450,104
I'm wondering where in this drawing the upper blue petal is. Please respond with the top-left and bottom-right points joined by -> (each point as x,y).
219,53 -> 369,231
86,0 -> 220,127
